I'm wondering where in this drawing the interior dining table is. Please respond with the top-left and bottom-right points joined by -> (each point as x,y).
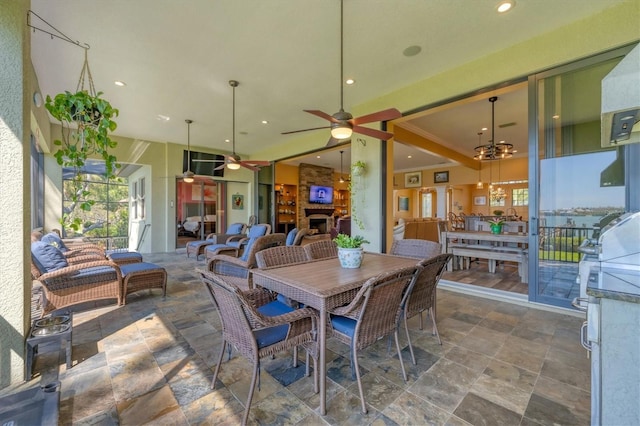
251,252 -> 419,416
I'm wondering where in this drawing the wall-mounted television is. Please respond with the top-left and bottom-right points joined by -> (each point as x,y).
183,150 -> 225,177
309,185 -> 334,204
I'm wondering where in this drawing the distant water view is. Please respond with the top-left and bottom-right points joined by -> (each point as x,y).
539,215 -> 602,229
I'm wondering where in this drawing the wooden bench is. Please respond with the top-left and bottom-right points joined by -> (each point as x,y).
449,246 -> 528,283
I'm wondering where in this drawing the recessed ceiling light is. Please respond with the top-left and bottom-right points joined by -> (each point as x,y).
552,114 -> 560,119
407,155 -> 412,159
261,120 -> 268,124
224,139 -> 231,143
481,127 -> 488,131
114,80 -> 126,87
316,155 -> 321,159
345,79 -> 355,85
156,114 -> 170,122
403,45 -> 422,57
496,0 -> 515,13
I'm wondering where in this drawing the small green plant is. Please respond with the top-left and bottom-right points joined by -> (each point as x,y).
46,90 -> 120,232
487,218 -> 505,226
333,233 -> 370,248
493,210 -> 504,216
351,160 -> 366,176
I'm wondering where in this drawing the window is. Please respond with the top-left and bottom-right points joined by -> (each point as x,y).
132,181 -> 138,219
62,163 -> 129,241
512,188 -> 529,206
139,177 -> 145,219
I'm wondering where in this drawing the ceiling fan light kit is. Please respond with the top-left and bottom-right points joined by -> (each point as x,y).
282,0 -> 401,145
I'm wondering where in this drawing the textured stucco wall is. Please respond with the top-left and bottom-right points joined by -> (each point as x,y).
0,0 -> 31,388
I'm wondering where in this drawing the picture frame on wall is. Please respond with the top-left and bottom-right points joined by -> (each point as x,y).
474,196 -> 487,206
398,196 -> 409,212
434,171 -> 449,183
232,194 -> 244,210
404,172 -> 422,188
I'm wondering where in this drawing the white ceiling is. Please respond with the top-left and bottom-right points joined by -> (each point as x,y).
30,0 -> 626,172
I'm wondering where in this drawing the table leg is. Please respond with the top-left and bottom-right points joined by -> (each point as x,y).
319,308 -> 326,415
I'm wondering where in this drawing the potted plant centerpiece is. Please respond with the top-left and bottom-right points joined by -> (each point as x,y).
333,233 -> 370,268
487,217 -> 505,234
351,160 -> 366,177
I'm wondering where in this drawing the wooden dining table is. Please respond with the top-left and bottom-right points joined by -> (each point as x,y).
251,252 -> 419,415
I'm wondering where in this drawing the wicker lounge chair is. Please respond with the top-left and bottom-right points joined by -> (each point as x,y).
206,233 -> 286,291
327,265 -> 420,414
31,241 -> 122,315
204,223 -> 271,261
402,254 -> 452,364
303,239 -> 338,260
198,270 -> 318,426
185,222 -> 246,260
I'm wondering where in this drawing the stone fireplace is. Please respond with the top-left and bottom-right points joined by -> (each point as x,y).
298,163 -> 335,233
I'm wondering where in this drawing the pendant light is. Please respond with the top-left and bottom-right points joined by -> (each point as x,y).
476,132 -> 484,189
339,150 -> 345,183
183,119 -> 195,183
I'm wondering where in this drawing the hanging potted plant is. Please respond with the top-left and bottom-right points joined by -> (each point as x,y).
45,49 -> 120,234
351,160 -> 366,177
333,233 -> 370,268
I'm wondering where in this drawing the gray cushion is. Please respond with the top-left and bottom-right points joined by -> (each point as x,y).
31,241 -> 69,274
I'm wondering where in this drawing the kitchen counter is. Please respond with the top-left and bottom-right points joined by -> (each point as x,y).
586,266 -> 640,304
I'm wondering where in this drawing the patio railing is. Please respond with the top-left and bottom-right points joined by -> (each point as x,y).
538,226 -> 593,262
85,236 -> 129,251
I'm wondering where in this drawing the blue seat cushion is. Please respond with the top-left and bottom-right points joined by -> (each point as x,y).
106,251 -> 143,262
286,228 -> 298,246
247,224 -> 269,238
119,262 -> 164,277
186,240 -> 216,249
31,241 -> 69,274
205,243 -> 234,254
40,232 -> 69,252
254,301 -> 295,348
330,315 -> 357,339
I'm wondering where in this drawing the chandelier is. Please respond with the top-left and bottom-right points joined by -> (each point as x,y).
474,96 -> 514,160
489,153 -> 506,203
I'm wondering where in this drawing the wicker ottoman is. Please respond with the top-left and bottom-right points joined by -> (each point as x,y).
119,262 -> 167,305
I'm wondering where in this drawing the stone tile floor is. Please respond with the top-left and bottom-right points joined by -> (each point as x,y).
21,252 -> 590,425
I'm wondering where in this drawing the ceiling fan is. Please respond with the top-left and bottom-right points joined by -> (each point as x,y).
193,80 -> 270,172
281,0 -> 402,147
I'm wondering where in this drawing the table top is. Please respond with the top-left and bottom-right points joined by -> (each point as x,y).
252,252 -> 418,300
444,230 -> 529,244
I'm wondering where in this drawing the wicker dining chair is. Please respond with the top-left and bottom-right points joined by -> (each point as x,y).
255,245 -> 311,269
403,253 -> 452,365
198,269 -> 318,426
390,239 -> 442,260
303,239 -> 338,260
327,265 -> 420,414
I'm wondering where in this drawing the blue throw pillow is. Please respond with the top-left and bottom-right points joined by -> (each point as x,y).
31,241 -> 69,274
227,223 -> 244,234
41,232 -> 69,252
286,228 -> 298,246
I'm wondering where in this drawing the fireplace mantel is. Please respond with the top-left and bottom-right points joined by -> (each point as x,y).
304,208 -> 334,217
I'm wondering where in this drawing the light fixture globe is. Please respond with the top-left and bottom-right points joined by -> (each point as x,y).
226,154 -> 242,170
331,122 -> 353,140
183,170 -> 195,183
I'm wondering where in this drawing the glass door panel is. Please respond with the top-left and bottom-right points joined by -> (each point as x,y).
176,178 -> 223,248
531,54 -> 627,307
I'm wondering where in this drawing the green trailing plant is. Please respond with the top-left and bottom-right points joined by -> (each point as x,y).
493,209 -> 504,216
45,90 -> 120,232
348,160 -> 367,230
333,233 -> 370,248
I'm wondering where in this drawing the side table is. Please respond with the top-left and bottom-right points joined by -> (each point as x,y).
25,312 -> 73,381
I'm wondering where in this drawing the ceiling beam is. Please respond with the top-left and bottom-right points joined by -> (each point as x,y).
392,125 -> 479,170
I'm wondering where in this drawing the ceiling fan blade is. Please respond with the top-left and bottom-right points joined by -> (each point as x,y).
242,160 -> 271,166
240,163 -> 260,172
281,126 -> 331,135
304,110 -> 340,123
214,164 -> 226,171
192,158 -> 225,163
352,108 -> 402,125
352,125 -> 395,140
